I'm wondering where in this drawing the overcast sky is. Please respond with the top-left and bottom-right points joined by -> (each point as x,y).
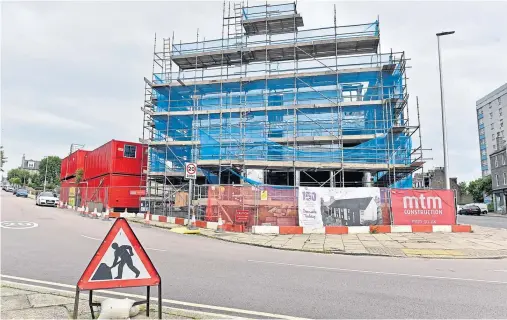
2,1 -> 506,182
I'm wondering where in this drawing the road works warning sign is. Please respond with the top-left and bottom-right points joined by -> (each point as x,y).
77,218 -> 160,290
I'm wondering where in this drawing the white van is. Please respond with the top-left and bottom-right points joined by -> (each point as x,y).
468,203 -> 488,214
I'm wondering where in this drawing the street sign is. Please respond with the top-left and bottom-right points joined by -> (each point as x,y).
185,162 -> 197,180
77,218 -> 160,290
235,210 -> 249,223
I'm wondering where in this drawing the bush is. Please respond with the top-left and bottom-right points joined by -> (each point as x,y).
487,203 -> 494,212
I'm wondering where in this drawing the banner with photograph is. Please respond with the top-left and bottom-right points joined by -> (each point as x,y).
298,187 -> 388,227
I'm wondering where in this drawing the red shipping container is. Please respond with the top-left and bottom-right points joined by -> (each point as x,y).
60,150 -> 89,180
80,174 -> 145,210
84,140 -> 147,180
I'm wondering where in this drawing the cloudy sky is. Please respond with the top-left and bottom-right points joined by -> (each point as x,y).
2,0 -> 506,182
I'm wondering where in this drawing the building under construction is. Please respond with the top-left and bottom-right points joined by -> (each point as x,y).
140,2 -> 424,205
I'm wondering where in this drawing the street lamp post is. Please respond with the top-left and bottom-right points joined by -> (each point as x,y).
436,31 -> 455,190
43,157 -> 49,192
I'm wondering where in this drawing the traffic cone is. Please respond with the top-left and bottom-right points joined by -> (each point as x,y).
188,212 -> 197,230
215,217 -> 225,233
102,207 -> 110,221
143,212 -> 151,227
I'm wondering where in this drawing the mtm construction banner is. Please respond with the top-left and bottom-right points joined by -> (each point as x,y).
390,189 -> 456,225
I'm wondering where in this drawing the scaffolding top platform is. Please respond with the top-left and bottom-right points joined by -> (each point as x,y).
171,21 -> 379,70
240,3 -> 304,36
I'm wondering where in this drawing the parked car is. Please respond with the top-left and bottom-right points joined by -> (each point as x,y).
458,204 -> 482,215
5,186 -> 14,192
15,189 -> 28,198
468,203 -> 488,214
36,191 -> 59,207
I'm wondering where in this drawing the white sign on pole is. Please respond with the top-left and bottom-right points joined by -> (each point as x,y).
185,162 -> 197,180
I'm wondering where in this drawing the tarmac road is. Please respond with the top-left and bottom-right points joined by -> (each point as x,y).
458,212 -> 507,229
2,191 -> 507,319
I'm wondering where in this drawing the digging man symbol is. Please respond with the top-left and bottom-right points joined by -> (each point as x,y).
111,242 -> 140,279
90,241 -> 143,281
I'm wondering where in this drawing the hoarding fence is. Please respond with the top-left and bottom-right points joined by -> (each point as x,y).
58,185 -> 458,230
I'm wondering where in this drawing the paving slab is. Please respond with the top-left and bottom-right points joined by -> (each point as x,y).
130,218 -> 507,259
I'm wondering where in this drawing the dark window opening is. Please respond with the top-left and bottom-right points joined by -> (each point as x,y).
124,145 -> 137,158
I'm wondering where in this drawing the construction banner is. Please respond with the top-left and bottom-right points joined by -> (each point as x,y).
390,189 -> 456,225
298,187 -> 389,227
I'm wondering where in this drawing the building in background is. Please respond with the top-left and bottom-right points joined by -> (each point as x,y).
412,168 -> 468,204
20,154 -> 40,173
489,136 -> 507,213
476,83 -> 507,176
140,2 -> 424,212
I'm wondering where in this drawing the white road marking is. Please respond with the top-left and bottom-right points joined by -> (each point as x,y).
1,221 -> 38,229
248,260 -> 507,285
80,234 -> 167,252
0,274 -> 306,320
0,279 -> 241,319
493,270 -> 507,273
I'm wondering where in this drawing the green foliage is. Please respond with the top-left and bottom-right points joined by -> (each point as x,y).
39,156 -> 61,187
7,168 -> 31,186
0,146 -> 6,172
9,177 -> 21,185
458,181 -> 468,195
467,175 -> 492,203
487,202 -> 494,212
75,168 -> 84,184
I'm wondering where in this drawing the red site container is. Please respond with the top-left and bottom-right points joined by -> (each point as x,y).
60,150 -> 89,180
84,140 -> 147,180
80,174 -> 145,211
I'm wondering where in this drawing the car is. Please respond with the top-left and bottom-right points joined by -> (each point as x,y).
5,186 -> 13,192
15,188 -> 28,198
468,202 -> 488,214
458,204 -> 482,215
36,191 -> 59,207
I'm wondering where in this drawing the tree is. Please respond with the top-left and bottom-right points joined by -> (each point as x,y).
467,175 -> 492,202
9,177 -> 21,186
39,156 -> 61,188
75,168 -> 84,184
458,181 -> 468,195
7,168 -> 31,186
0,146 -> 6,172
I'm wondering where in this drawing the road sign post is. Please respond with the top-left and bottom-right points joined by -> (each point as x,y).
185,163 -> 197,229
72,218 -> 161,319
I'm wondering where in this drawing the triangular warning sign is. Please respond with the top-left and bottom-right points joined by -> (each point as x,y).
78,218 -> 160,290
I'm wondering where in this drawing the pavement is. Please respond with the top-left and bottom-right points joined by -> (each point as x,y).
131,218 -> 507,259
0,279 -> 222,319
2,191 -> 507,319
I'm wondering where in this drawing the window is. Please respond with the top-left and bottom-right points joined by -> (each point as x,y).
499,97 -> 502,105
481,149 -> 487,156
494,144 -> 497,150
495,155 -> 498,167
503,154 -> 506,165
496,174 -> 500,186
500,108 -> 503,116
491,123 -> 495,129
504,172 -> 507,185
490,112 -> 493,119
480,128 -> 485,135
493,134 -> 496,141
124,144 -> 137,158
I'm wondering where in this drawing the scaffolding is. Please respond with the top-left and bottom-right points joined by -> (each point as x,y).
140,2 -> 425,208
